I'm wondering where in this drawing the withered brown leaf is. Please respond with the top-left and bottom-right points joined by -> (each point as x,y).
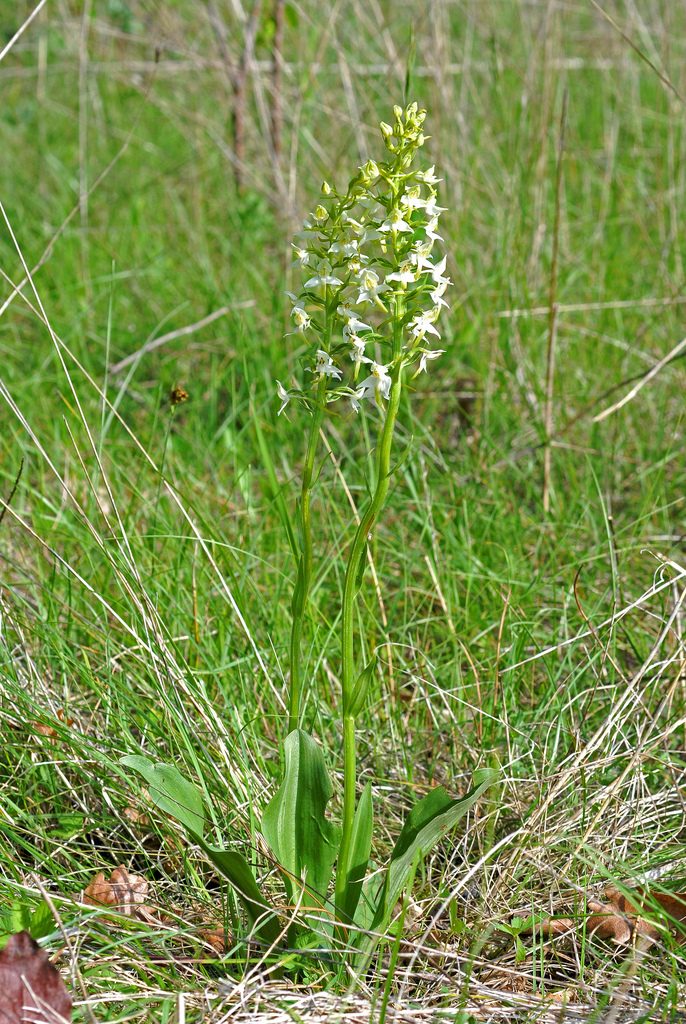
0,931 -> 72,1023
524,883 -> 686,947
83,865 -> 149,917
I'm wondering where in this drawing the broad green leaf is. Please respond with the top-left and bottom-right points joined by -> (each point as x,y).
200,842 -> 283,946
120,755 -> 205,837
338,781 -> 373,925
360,770 -> 497,951
262,730 -> 341,909
121,755 -> 283,946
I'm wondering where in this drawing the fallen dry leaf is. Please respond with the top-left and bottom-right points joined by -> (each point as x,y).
0,931 -> 72,1023
84,865 -> 149,917
524,883 -> 686,946
198,927 -> 229,954
122,805 -> 150,827
32,710 -> 75,740
605,884 -> 686,935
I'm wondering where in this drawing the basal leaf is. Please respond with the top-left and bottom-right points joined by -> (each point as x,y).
120,755 -> 206,837
338,781 -> 373,925
201,842 -> 283,946
121,755 -> 283,946
360,770 -> 497,951
262,730 -> 341,910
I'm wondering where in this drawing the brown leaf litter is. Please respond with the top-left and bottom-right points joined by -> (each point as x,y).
83,865 -> 158,923
525,883 -> 686,946
82,865 -> 229,952
0,930 -> 72,1023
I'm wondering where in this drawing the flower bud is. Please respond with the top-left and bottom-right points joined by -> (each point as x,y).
379,121 -> 393,139
393,104 -> 403,122
405,101 -> 418,120
321,180 -> 332,195
313,204 -> 328,222
360,159 -> 379,183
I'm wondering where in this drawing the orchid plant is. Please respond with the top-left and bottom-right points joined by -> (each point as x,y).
121,103 -> 495,972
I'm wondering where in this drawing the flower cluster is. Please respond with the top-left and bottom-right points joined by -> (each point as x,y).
276,102 -> 451,416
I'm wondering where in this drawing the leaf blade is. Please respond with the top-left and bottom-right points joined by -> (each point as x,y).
120,755 -> 283,946
200,842 -> 283,946
339,781 -> 373,925
120,754 -> 206,837
362,770 -> 497,950
262,729 -> 341,910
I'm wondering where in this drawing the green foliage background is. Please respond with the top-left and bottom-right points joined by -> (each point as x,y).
0,2 -> 685,1019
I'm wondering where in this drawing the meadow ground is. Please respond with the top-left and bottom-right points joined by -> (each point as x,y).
1,1 -> 686,1021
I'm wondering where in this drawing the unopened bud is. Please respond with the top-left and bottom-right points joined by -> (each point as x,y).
360,158 -> 379,183
321,180 -> 332,195
405,101 -> 418,120
393,104 -> 403,122
379,121 -> 393,139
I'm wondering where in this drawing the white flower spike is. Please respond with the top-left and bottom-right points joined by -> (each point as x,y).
281,101 -> 452,416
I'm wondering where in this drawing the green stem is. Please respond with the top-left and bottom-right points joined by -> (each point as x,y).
288,374 -> 327,733
335,295 -> 405,922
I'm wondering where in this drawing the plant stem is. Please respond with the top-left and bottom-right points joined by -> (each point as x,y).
288,374 -> 327,733
335,296 -> 405,921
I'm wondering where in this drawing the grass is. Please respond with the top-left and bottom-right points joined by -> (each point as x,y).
1,0 -> 686,1020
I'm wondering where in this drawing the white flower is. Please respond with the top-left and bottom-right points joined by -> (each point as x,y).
286,292 -> 311,332
313,349 -> 342,380
430,278 -> 450,309
338,304 -> 373,334
329,238 -> 359,257
425,216 -> 443,242
356,362 -> 392,402
400,187 -> 428,211
379,210 -> 413,234
430,254 -> 451,288
417,165 -> 442,185
341,212 -> 363,231
305,258 -> 344,290
347,254 -> 367,275
356,268 -> 389,305
416,349 -> 445,374
386,262 -> 418,285
424,196 -> 447,219
409,311 -> 441,339
359,226 -> 382,244
349,334 -> 371,363
276,380 -> 290,414
409,242 -> 435,274
291,245 -> 311,267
